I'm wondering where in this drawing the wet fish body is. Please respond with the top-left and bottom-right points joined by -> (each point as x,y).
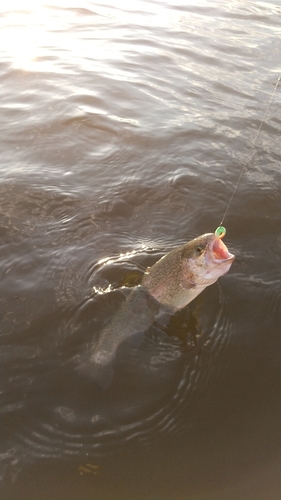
85,232 -> 235,387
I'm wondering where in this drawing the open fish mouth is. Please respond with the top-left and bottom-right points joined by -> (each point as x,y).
210,235 -> 235,263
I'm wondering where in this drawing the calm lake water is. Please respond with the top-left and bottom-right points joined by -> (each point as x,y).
1,1 -> 280,499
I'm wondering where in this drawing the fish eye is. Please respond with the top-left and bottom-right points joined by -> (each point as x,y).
195,245 -> 203,255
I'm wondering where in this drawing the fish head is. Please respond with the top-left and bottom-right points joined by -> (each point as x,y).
181,232 -> 235,287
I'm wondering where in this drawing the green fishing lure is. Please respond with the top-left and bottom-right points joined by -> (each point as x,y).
215,226 -> 226,239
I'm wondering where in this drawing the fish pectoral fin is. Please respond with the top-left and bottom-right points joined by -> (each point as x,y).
180,280 -> 195,290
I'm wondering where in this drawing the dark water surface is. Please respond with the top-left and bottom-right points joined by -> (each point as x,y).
1,1 -> 280,499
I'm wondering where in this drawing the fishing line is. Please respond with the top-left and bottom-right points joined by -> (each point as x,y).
216,75 -> 280,235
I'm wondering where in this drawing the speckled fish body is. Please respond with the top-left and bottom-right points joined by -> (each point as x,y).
87,232 -> 235,387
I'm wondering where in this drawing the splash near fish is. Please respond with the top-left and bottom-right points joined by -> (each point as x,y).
82,230 -> 235,388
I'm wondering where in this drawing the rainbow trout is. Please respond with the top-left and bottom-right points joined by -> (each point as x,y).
86,232 -> 235,387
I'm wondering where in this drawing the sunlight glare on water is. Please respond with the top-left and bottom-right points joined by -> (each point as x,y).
1,0 -> 219,73
1,2 -> 66,71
